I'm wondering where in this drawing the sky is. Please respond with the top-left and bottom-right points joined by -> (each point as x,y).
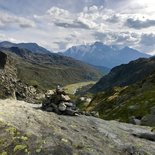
0,0 -> 155,54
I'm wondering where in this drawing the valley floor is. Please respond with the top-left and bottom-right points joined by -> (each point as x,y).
64,81 -> 96,94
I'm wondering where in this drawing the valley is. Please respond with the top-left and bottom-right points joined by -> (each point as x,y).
0,41 -> 155,126
0,46 -> 102,90
0,1 -> 155,154
0,41 -> 155,155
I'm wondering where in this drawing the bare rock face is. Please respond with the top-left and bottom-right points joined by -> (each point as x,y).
0,51 -> 7,69
0,99 -> 155,155
0,51 -> 43,103
141,106 -> 155,127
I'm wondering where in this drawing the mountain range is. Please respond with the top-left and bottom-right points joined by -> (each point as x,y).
1,40 -> 155,127
80,56 -> 155,126
61,42 -> 150,68
0,40 -> 155,155
0,41 -> 52,54
0,46 -> 102,90
1,41 -> 150,69
89,56 -> 155,93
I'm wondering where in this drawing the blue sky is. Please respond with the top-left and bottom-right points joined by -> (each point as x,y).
0,0 -> 155,54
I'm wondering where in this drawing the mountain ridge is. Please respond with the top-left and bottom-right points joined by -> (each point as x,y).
0,41 -> 52,54
89,56 -> 155,93
79,56 -> 155,126
0,47 -> 102,90
61,42 -> 150,68
86,71 -> 155,126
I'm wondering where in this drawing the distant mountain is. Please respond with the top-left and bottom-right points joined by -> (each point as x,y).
92,65 -> 110,75
0,47 -> 102,89
0,41 -> 51,54
61,42 -> 150,68
91,65 -> 111,75
89,56 -> 155,93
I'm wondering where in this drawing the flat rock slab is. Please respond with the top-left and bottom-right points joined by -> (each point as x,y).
0,99 -> 155,155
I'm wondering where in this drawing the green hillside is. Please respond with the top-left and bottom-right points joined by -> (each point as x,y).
76,56 -> 155,126
89,57 -> 155,93
0,47 -> 102,90
85,72 -> 155,126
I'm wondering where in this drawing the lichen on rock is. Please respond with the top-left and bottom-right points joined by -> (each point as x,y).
0,99 -> 155,155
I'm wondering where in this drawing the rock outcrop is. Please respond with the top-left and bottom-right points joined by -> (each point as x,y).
0,51 -> 7,69
141,106 -> 155,126
0,51 -> 43,103
0,99 -> 155,155
0,47 -> 102,90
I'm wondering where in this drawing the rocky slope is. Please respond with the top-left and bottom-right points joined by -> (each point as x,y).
0,51 -> 43,103
0,99 -> 155,155
89,56 -> 155,93
0,47 -> 102,90
84,68 -> 155,126
61,42 -> 150,68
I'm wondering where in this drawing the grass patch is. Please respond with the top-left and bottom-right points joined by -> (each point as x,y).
85,80 -> 155,123
64,81 -> 96,94
13,144 -> 27,152
0,121 -> 39,155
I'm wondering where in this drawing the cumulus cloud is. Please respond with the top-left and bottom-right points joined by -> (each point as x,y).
17,19 -> 36,28
35,7 -> 86,29
0,12 -> 36,29
36,6 -> 110,30
33,5 -> 155,40
93,31 -> 140,45
125,18 -> 155,29
106,15 -> 120,23
47,7 -> 70,19
0,33 -> 19,42
54,20 -> 90,29
0,33 -> 6,40
0,0 -> 108,16
0,0 -> 155,54
53,41 -> 69,50
137,33 -> 155,54
140,33 -> 155,46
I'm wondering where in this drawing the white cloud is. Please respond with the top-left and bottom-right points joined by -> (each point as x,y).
0,11 -> 36,29
125,18 -> 155,29
140,33 -> 155,46
41,5 -> 123,32
54,20 -> 90,29
0,33 -> 5,38
139,33 -> 155,54
0,1 -> 154,54
0,33 -> 19,43
93,31 -> 140,46
47,7 -> 70,18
